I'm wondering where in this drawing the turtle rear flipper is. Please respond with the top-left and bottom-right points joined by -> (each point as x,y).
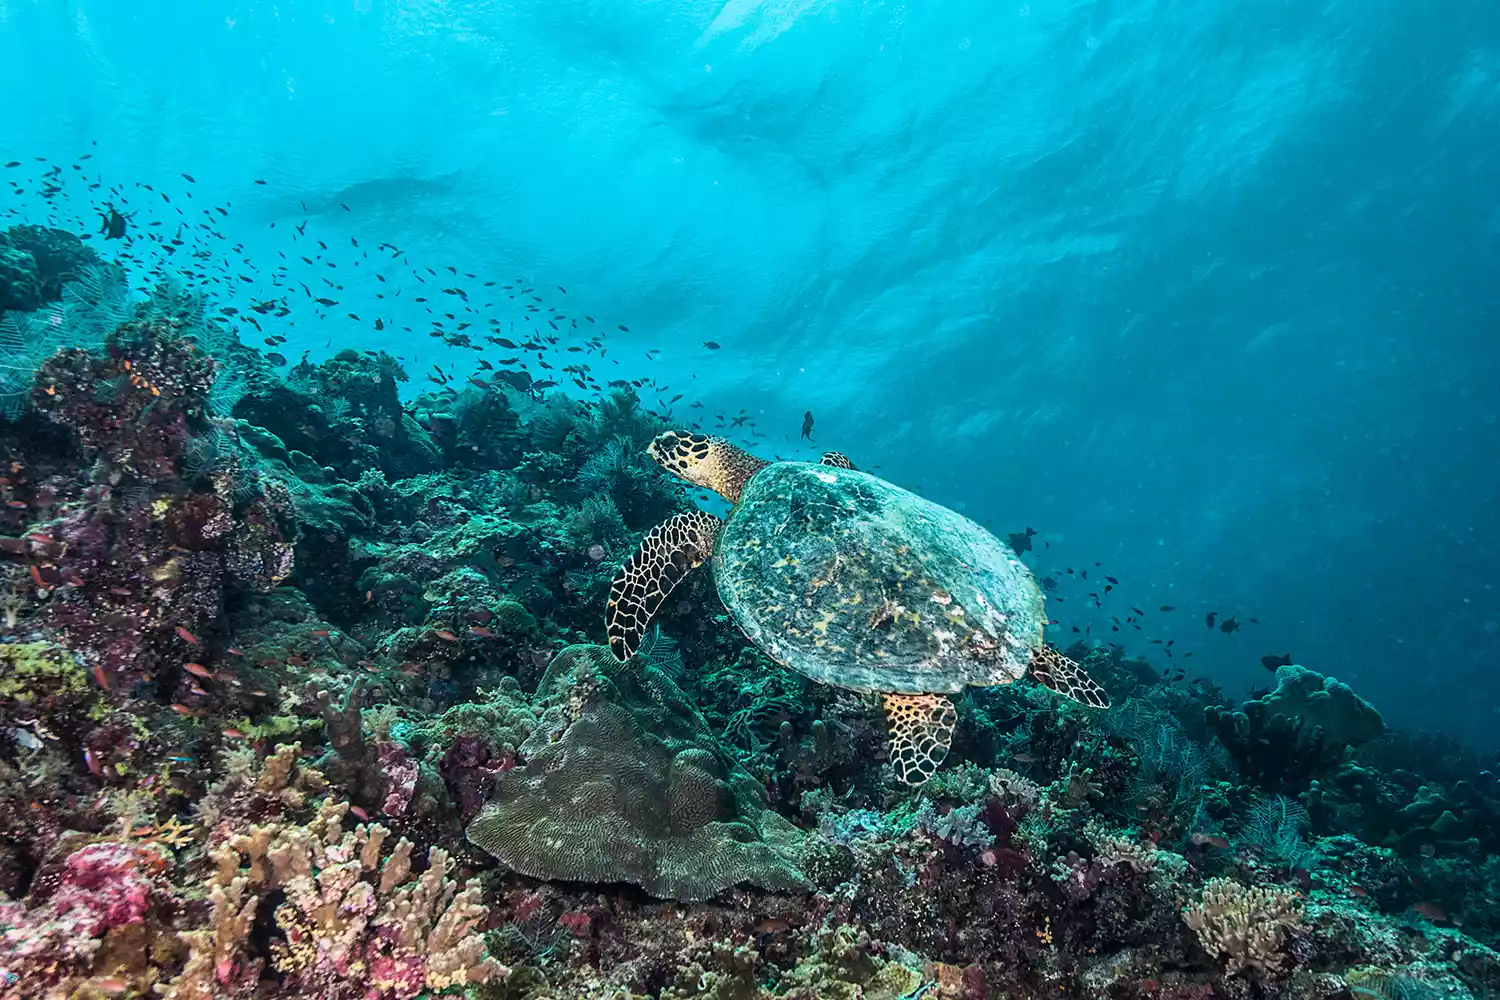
607,511 -> 722,660
1029,646 -> 1110,708
882,692 -> 956,784
819,452 -> 855,470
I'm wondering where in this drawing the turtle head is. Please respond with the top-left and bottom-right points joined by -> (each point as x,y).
648,431 -> 767,503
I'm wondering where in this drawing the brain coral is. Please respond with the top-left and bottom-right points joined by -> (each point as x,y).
466,644 -> 811,902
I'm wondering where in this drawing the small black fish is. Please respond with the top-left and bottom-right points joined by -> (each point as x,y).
703,340 -> 721,350
1260,653 -> 1294,671
1008,526 -> 1037,554
1218,617 -> 1240,634
801,411 -> 814,440
99,206 -> 128,240
266,352 -> 288,366
1159,605 -> 1175,612
1205,612 -> 1217,629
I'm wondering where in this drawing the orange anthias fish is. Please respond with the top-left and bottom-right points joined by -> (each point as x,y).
182,662 -> 214,680
174,626 -> 201,646
432,629 -> 459,642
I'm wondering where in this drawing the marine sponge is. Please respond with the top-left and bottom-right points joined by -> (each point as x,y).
466,644 -> 811,902
1183,876 -> 1305,977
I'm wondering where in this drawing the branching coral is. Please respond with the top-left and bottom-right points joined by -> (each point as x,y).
169,798 -> 505,999
1182,876 -> 1305,977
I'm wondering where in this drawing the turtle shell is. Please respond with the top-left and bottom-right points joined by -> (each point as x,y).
714,462 -> 1045,695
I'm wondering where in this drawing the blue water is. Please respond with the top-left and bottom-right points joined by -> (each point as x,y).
2,0 -> 1497,742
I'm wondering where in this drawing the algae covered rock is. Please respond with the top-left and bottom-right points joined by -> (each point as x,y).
466,644 -> 811,902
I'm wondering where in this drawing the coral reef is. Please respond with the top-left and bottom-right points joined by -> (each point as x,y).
2,223 -> 1499,1000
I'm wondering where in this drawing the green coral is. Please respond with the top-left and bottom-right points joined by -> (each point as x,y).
0,642 -> 94,707
1260,664 -> 1385,747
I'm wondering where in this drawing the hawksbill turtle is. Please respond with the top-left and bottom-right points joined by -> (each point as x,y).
606,431 -> 1110,784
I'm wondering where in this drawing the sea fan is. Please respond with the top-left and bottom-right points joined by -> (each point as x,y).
577,435 -> 633,496
588,386 -> 668,447
0,308 -> 63,416
61,263 -> 132,339
527,393 -> 577,450
208,363 -> 247,418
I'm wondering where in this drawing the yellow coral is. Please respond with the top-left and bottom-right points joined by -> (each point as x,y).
170,796 -> 506,998
0,642 -> 92,705
1183,877 -> 1305,977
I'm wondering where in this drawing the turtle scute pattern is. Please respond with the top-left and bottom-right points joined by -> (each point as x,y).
883,693 -> 958,784
465,644 -> 810,902
716,463 -> 1043,696
606,509 -> 721,660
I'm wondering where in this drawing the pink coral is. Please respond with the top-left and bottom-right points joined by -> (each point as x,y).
377,741 -> 420,818
0,839 -> 174,989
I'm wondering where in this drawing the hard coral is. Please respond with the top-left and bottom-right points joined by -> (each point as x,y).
466,644 -> 811,901
1,225 -> 101,305
0,838 -> 177,998
169,797 -> 505,999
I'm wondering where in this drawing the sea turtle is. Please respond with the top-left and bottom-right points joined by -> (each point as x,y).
606,431 -> 1110,784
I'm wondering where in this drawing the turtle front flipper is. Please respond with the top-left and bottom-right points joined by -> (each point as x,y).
607,511 -> 723,660
1029,646 -> 1111,709
882,693 -> 957,785
819,452 -> 855,470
